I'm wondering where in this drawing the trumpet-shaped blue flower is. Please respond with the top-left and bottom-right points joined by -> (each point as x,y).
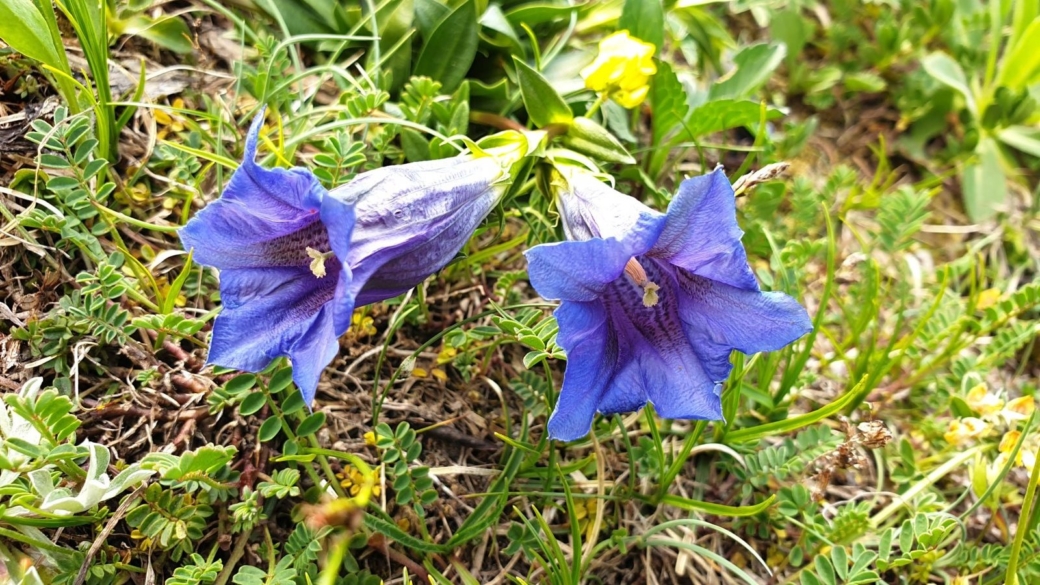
180,114 -> 526,405
525,166 -> 812,441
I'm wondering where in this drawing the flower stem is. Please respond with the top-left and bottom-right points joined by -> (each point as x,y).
1006,443 -> 1040,584
585,93 -> 608,118
470,111 -> 527,132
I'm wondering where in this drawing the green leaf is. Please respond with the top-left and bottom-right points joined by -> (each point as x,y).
0,0 -> 63,68
400,128 -> 431,162
413,0 -> 479,93
512,57 -> 573,127
619,0 -> 664,50
296,412 -> 326,436
650,60 -> 688,148
961,137 -> 1007,222
239,392 -> 266,417
504,2 -> 580,28
660,494 -> 777,517
123,15 -> 192,54
258,417 -> 282,442
769,9 -> 813,67
921,52 -> 976,115
364,512 -> 451,554
997,18 -> 1040,90
998,125 -> 1040,158
844,71 -> 887,93
682,99 -> 781,140
415,0 -> 450,40
708,42 -> 786,100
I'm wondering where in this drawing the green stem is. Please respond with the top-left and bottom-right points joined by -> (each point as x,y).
318,536 -> 350,585
585,93 -> 608,118
265,391 -> 343,498
871,445 -> 985,528
1006,440 -> 1040,584
0,525 -> 70,555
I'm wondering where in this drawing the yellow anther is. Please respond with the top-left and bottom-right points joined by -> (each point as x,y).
306,247 -> 329,278
623,258 -> 660,307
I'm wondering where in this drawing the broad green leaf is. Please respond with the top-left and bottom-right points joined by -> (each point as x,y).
769,9 -> 813,67
512,57 -> 573,127
414,0 -> 478,93
619,0 -> 664,50
997,18 -> 1040,90
372,0 -> 414,93
961,137 -> 1007,222
123,15 -> 193,53
296,412 -> 326,436
650,61 -> 688,145
682,99 -> 781,140
921,52 -> 976,115
709,42 -> 786,100
400,128 -> 432,162
504,2 -> 580,28
239,392 -> 266,416
415,0 -> 450,39
479,4 -> 523,56
258,417 -> 282,442
844,71 -> 887,93
998,125 -> 1040,158
0,0 -> 63,68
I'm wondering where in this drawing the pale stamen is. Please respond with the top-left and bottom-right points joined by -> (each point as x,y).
306,247 -> 332,278
623,258 -> 660,307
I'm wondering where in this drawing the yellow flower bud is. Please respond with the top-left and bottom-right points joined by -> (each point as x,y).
581,31 -> 657,109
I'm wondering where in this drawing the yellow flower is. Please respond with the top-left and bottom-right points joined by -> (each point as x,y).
976,288 -> 1001,310
1004,396 -> 1035,421
364,431 -> 377,447
965,384 -> 1003,415
155,98 -> 186,140
1000,430 -> 1021,453
581,30 -> 657,109
943,417 -> 989,446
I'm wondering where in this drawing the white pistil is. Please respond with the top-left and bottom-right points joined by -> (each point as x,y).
306,247 -> 330,278
623,258 -> 660,308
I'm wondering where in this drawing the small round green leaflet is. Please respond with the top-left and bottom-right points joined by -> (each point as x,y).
238,392 -> 266,417
296,412 -> 326,437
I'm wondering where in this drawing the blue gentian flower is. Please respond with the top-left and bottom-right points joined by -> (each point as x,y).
525,166 -> 812,441
180,114 -> 527,405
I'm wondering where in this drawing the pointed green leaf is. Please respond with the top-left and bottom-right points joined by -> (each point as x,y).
619,0 -> 664,50
512,57 -> 573,127
414,0 -> 478,92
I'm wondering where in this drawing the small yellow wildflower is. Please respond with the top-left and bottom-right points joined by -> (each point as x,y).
436,346 -> 457,364
363,431 -> 377,447
412,367 -> 428,378
1004,395 -> 1035,421
336,465 -> 381,499
581,30 -> 657,109
965,384 -> 1003,415
999,430 -> 1021,453
943,417 -> 989,446
155,98 -> 187,140
351,311 -> 377,337
976,288 -> 1001,310
431,368 -> 448,381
